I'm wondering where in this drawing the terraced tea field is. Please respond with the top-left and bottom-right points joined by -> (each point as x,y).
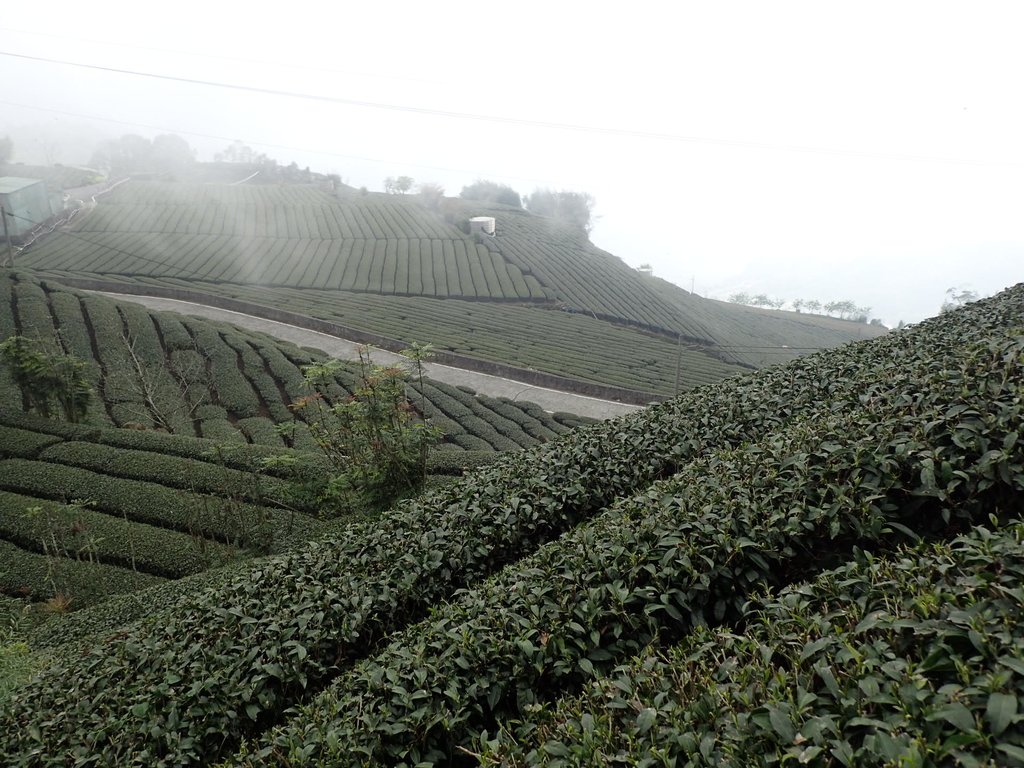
101,278 -> 748,394
0,272 -> 595,626
0,271 -> 588,452
0,408 -> 327,610
17,179 -> 884,393
2,282 -> 1020,766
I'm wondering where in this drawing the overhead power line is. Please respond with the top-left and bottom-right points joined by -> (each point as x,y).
0,25 -> 440,86
0,99 -> 558,186
2,50 -> 1020,168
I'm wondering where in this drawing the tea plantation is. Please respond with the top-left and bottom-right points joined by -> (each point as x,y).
0,282 -> 1021,765
0,271 -> 585,451
17,179 -> 883,393
0,271 -> 590,623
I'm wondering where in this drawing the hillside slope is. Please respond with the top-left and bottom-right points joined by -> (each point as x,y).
0,271 -> 592,621
2,283 -> 1019,766
0,271 -> 585,452
643,274 -> 886,368
17,178 -> 882,393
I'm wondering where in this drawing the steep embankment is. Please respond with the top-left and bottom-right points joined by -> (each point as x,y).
0,270 -> 591,617
0,271 -> 586,451
17,179 -> 877,393
1,284 -> 1019,766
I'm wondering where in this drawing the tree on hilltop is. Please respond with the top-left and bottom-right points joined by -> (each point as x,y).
417,182 -> 445,210
0,136 -> 12,165
459,180 -> 522,208
90,134 -> 196,177
525,188 -> 596,235
384,176 -> 415,194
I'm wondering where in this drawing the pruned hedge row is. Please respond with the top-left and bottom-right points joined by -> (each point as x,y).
26,556 -> 277,652
98,278 -> 748,395
0,490 -> 235,579
0,425 -> 62,459
234,331 -> 1024,764
0,407 -> 327,479
37,441 -> 296,508
186,323 -> 263,419
0,288 -> 1020,765
417,381 -> 521,452
0,458 -> 306,550
219,337 -> 294,425
0,538 -> 165,609
425,450 -> 500,476
551,411 -> 596,430
482,522 -> 1024,767
23,182 -> 553,300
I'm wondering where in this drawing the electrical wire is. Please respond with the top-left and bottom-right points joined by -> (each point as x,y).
0,25 -> 441,86
0,99 -> 559,186
2,49 -> 1020,168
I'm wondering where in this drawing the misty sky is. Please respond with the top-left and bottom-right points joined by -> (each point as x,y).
1,1 -> 1021,326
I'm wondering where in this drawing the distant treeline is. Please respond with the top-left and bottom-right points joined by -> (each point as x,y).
728,293 -> 878,324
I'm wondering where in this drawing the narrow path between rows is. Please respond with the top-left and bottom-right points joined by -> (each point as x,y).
98,293 -> 643,420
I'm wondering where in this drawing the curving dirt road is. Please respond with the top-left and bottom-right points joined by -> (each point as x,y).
98,292 -> 643,420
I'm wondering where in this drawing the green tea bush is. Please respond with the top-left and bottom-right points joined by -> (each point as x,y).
1,289 -> 1020,766
0,490 -> 235,578
239,332 -> 1024,764
0,538 -> 165,608
483,522 -> 1024,766
0,425 -> 62,458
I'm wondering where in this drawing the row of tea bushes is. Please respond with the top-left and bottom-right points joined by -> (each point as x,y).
37,441 -> 295,508
482,522 -> 1024,767
0,459 -> 305,550
0,288 -> 1020,765
0,538 -> 165,609
0,490 -> 235,579
235,332 -> 1024,764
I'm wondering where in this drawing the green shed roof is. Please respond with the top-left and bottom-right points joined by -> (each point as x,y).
0,177 -> 44,194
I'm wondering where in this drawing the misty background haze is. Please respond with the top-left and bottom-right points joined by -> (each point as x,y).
1,1 -> 1021,327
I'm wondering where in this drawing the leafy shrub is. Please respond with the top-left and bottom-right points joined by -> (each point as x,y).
0,538 -> 165,609
293,348 -> 441,514
239,332 -> 1024,764
483,522 -> 1024,766
0,336 -> 92,422
1,289 -> 1021,765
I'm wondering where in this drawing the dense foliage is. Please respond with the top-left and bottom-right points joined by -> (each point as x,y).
234,326 -> 1024,764
460,180 -> 523,208
0,335 -> 92,422
0,285 -> 1019,765
482,522 -> 1024,766
0,271 -> 575,448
